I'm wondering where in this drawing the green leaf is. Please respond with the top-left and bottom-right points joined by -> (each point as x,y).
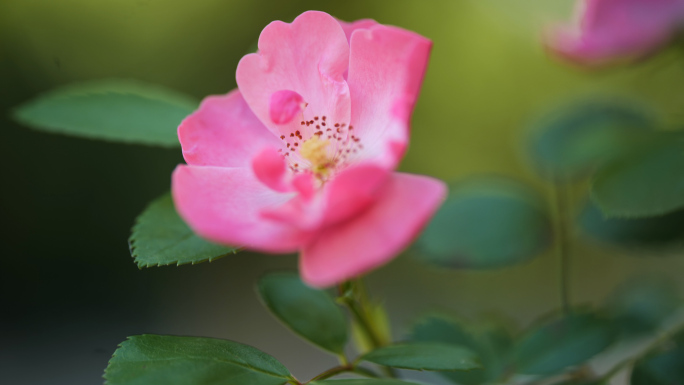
129,193 -> 239,267
411,315 -> 512,385
257,272 -> 348,354
591,134 -> 684,217
411,315 -> 512,384
579,200 -> 684,249
528,101 -> 656,181
412,320 -> 484,384
510,312 -> 617,375
104,335 -> 292,385
631,333 -> 684,385
360,342 -> 480,371
312,380 -> 420,385
605,277 -> 681,336
415,177 -> 552,269
13,79 -> 198,147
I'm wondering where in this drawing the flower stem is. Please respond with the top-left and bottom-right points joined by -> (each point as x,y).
304,365 -> 353,383
338,278 -> 396,378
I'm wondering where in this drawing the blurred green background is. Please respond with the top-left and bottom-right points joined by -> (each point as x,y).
2,1 -> 684,384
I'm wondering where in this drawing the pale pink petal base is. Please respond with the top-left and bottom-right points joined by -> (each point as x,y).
300,173 -> 447,287
172,165 -> 309,253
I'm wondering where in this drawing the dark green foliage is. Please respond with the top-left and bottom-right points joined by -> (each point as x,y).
104,335 -> 292,385
312,380 -> 421,385
631,332 -> 684,385
591,134 -> 684,217
605,278 -> 681,336
360,342 -> 480,371
528,101 -> 656,181
129,193 -> 239,267
579,200 -> 684,249
416,178 -> 552,269
411,315 -> 513,384
510,312 -> 617,375
13,79 -> 198,147
257,272 -> 348,354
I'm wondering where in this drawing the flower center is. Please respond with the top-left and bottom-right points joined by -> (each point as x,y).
277,114 -> 365,181
299,136 -> 332,176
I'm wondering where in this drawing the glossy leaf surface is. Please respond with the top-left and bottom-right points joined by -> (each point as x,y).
104,335 -> 291,385
411,315 -> 512,384
257,272 -> 347,354
14,79 -> 198,147
130,193 -> 239,267
361,342 -> 480,371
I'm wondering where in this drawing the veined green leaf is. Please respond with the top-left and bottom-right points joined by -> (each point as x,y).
411,315 -> 512,384
360,342 -> 480,371
104,335 -> 292,385
129,193 -> 239,267
13,79 -> 198,147
257,272 -> 348,354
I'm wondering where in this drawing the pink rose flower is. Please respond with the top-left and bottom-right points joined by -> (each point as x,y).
546,0 -> 684,66
171,11 -> 447,287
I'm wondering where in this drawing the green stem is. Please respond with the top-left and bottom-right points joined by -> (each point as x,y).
552,184 -> 571,314
304,365 -> 353,384
338,279 -> 397,378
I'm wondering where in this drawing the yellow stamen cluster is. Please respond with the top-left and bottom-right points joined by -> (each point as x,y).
300,136 -> 332,175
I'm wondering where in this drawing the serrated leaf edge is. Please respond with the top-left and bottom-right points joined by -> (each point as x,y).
103,335 -> 293,384
127,195 -> 242,268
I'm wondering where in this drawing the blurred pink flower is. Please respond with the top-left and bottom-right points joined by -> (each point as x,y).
172,11 -> 446,287
546,0 -> 684,66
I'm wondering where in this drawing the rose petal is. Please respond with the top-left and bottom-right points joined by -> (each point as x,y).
346,25 -> 432,169
252,146 -> 292,192
300,173 -> 447,287
321,163 -> 390,227
172,165 -> 308,252
337,18 -> 379,44
237,11 -> 352,145
546,0 -> 684,65
179,90 -> 280,168
269,90 -> 306,125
